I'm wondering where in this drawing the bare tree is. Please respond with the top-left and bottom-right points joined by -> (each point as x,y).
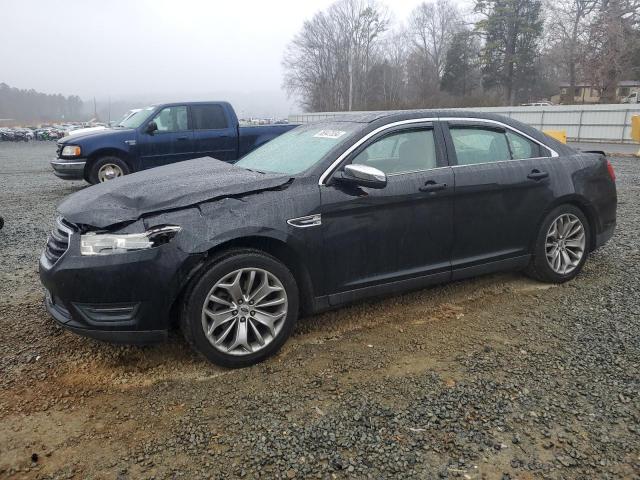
331,0 -> 390,109
545,0 -> 599,102
409,0 -> 462,81
584,0 -> 640,102
282,11 -> 344,111
283,0 -> 389,111
286,0 -> 589,111
367,29 -> 410,109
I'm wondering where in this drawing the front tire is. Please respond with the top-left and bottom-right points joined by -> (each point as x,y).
88,156 -> 130,184
180,249 -> 299,368
526,205 -> 590,283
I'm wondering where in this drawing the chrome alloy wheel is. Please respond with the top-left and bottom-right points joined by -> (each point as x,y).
97,163 -> 124,182
201,268 -> 288,356
545,213 -> 586,275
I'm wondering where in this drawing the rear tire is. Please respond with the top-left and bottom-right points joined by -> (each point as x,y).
525,204 -> 590,283
180,249 -> 299,368
88,156 -> 130,184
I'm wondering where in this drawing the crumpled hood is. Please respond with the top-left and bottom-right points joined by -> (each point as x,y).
58,157 -> 292,228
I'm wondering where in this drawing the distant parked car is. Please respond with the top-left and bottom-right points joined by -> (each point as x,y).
40,110 -> 617,367
0,129 -> 15,141
16,128 -> 33,141
521,102 -> 554,106
51,101 -> 299,184
621,92 -> 638,104
12,130 -> 29,141
70,110 -> 142,137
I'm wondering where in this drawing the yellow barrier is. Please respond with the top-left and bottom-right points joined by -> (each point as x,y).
632,115 -> 640,157
543,130 -> 567,144
632,115 -> 640,142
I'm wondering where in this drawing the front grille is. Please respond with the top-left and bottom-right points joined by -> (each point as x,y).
44,217 -> 76,265
56,143 -> 63,158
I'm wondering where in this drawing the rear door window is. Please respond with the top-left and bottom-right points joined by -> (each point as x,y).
449,125 -> 551,165
192,104 -> 228,130
449,127 -> 511,165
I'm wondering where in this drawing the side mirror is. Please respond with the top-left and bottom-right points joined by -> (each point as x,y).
145,121 -> 158,134
335,164 -> 387,189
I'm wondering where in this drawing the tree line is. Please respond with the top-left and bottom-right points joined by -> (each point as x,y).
0,83 -> 84,123
283,0 -> 640,111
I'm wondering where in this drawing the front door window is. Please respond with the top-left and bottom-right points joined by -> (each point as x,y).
352,129 -> 437,174
152,106 -> 188,132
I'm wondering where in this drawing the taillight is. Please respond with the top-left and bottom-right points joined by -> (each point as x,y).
606,159 -> 616,182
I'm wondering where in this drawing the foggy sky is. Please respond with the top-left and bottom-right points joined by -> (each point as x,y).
2,0 -> 466,117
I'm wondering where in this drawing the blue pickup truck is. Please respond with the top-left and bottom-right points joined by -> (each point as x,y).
51,101 -> 298,183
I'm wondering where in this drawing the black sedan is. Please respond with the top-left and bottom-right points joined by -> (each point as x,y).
40,110 -> 617,368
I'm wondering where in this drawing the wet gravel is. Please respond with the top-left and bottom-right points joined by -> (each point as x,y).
0,142 -> 84,303
0,142 -> 638,479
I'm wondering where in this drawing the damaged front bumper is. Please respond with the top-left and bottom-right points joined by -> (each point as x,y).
39,231 -> 199,345
43,291 -> 167,344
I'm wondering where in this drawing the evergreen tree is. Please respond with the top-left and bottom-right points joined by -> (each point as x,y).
441,29 -> 480,96
0,83 -> 84,123
474,0 -> 544,104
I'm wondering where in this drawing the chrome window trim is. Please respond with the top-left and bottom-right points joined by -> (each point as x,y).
386,165 -> 450,177
318,117 -> 559,186
450,156 -> 555,168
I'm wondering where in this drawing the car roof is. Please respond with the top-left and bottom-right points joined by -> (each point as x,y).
324,109 -> 521,124
151,101 -> 233,108
322,109 -> 575,155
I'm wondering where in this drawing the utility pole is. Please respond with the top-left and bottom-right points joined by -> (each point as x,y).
348,50 -> 353,111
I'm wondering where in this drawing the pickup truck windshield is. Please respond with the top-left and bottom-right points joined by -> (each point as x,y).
236,122 -> 361,175
118,107 -> 155,128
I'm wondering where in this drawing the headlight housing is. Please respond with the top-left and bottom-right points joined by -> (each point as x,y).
80,225 -> 181,256
61,145 -> 82,157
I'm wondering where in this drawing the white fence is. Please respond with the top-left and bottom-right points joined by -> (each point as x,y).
289,104 -> 640,144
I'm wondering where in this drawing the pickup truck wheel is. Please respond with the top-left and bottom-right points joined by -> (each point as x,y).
88,156 -> 130,184
180,249 -> 299,368
525,205 -> 590,283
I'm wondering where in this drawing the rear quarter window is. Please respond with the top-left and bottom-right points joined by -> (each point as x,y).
506,131 -> 541,159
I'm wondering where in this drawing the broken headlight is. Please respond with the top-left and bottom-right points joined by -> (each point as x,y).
80,225 -> 181,256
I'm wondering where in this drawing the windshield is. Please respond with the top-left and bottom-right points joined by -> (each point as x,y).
236,122 -> 361,175
118,106 -> 155,128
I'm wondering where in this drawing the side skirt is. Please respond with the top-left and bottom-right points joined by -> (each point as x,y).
327,271 -> 451,308
451,255 -> 530,281
310,255 -> 532,315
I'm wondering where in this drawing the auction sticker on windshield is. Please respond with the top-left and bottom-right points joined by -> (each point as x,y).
313,130 -> 347,139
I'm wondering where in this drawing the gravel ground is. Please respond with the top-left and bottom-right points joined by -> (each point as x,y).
0,142 -> 638,479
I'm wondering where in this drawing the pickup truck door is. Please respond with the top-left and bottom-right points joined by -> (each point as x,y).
190,104 -> 237,162
138,105 -> 195,169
